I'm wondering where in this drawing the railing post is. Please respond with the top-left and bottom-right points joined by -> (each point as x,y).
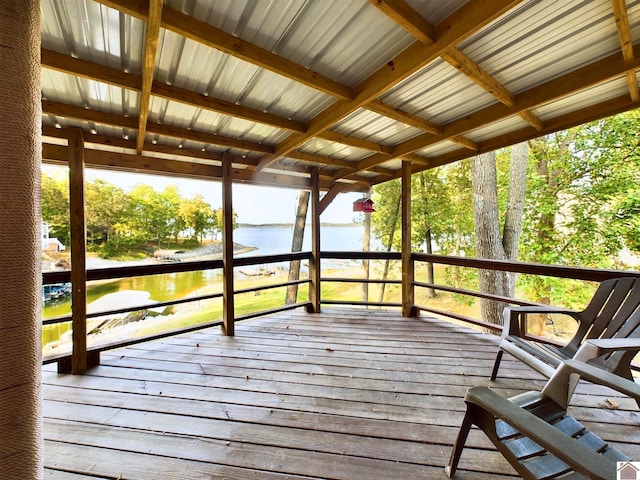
67,128 -> 95,373
402,161 -> 415,317
309,168 -> 321,312
222,153 -> 235,335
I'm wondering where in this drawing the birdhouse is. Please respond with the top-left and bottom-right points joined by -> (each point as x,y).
353,198 -> 375,213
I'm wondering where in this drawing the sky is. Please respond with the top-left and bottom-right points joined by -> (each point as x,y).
43,165 -> 365,225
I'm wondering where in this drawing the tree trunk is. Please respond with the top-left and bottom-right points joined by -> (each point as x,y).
503,141 -> 528,297
361,189 -> 372,304
378,192 -> 401,303
286,191 -> 310,304
473,152 -> 508,326
419,173 -> 436,298
472,143 -> 528,327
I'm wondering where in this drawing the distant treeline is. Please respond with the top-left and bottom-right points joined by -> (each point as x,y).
42,175 -> 236,255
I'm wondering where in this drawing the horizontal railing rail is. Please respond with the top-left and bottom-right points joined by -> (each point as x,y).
42,249 -> 640,371
320,251 -> 402,309
42,252 -> 313,364
411,254 -> 640,370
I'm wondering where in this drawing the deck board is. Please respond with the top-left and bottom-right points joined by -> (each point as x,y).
43,309 -> 640,479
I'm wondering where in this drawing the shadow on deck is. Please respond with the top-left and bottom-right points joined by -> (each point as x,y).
43,309 -> 640,479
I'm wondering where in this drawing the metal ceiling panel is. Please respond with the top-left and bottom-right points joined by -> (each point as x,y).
458,0 -> 621,95
155,29 -> 336,123
465,115 -> 529,143
417,141 -> 466,158
333,109 -> 425,146
298,138 -> 371,162
380,59 -> 499,126
534,78 -> 632,120
167,0 -> 417,87
41,0 -> 144,72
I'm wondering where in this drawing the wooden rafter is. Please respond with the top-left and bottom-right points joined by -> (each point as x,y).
611,0 -> 639,101
43,100 -> 271,154
136,0 -> 163,154
42,141 -> 370,193
96,0 -> 354,102
41,49 -> 407,165
41,48 -> 306,133
42,99 -> 384,184
371,0 -> 544,135
368,0 -> 435,44
42,126 -> 380,187
333,43 -> 640,179
376,92 -> 640,186
256,0 -> 521,170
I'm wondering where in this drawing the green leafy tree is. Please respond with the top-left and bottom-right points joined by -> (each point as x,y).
41,173 -> 70,245
520,111 -> 640,312
85,179 -> 127,247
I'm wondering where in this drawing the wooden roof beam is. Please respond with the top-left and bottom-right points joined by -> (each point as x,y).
257,0 -> 522,170
335,44 -> 640,180
136,0 -> 163,154
611,0 -> 639,101
96,0 -> 354,102
43,100 -> 274,154
371,0 -> 544,132
45,115 -> 364,181
41,48 -> 307,133
42,49 -> 399,156
368,0 -> 436,44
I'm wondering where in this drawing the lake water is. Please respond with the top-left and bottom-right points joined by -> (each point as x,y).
43,224 -> 380,320
234,224 -> 377,256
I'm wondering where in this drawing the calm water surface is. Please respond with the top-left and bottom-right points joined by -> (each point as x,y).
43,225 -> 376,319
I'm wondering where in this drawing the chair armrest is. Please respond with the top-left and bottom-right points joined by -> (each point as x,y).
584,338 -> 640,353
562,359 -> 640,401
465,386 -> 615,479
502,305 -> 578,338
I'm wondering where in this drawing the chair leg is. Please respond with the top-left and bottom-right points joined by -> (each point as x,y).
445,410 -> 473,477
490,350 -> 504,381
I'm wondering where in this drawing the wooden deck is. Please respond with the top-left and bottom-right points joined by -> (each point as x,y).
43,309 -> 640,479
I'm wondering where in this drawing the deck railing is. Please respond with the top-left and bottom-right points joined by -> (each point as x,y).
42,250 -> 640,369
42,252 -> 311,366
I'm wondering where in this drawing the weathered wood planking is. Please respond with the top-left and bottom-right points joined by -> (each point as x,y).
43,308 -> 640,479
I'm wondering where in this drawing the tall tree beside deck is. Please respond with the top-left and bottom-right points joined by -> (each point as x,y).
413,170 -> 448,298
520,111 -> 640,315
472,142 -> 528,326
372,179 -> 402,303
286,191 -> 310,305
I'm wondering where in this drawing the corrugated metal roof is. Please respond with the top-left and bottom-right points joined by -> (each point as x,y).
380,59 -> 499,125
333,109 -> 425,146
37,0 -> 640,191
534,77 -> 632,120
459,0 -> 620,94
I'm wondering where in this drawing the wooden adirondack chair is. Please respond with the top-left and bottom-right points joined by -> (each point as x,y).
491,277 -> 640,382
446,340 -> 640,480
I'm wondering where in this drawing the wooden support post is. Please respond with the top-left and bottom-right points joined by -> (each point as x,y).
0,0 -> 43,475
221,153 -> 235,335
402,161 -> 415,317
309,168 -> 321,313
68,128 -> 92,373
286,191 -> 310,304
